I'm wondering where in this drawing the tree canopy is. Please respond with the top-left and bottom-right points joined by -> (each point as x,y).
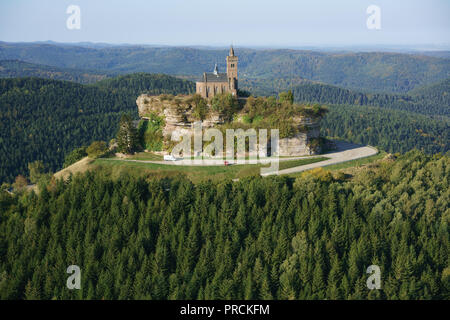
0,151 -> 448,300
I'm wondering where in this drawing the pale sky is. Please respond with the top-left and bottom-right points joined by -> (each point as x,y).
0,0 -> 449,48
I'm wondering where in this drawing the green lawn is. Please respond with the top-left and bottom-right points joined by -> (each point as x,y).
124,151 -> 320,162
114,152 -> 163,161
320,151 -> 385,171
94,157 -> 329,182
286,151 -> 386,179
278,157 -> 328,170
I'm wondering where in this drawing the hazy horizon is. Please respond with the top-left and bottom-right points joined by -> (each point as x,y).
1,40 -> 450,53
0,0 -> 449,49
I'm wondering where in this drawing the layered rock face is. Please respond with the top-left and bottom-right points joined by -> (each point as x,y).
137,94 -> 321,156
278,117 -> 321,156
137,94 -> 224,139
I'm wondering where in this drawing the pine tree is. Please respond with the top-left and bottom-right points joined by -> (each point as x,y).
312,262 -> 326,299
117,115 -> 138,154
28,160 -> 45,184
244,273 -> 253,300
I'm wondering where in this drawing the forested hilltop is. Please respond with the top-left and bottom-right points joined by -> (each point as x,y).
1,43 -> 449,93
1,73 -> 449,183
0,75 -> 194,183
0,151 -> 448,299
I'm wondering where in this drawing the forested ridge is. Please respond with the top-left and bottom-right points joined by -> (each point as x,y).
292,79 -> 450,117
321,105 -> 449,154
0,60 -> 110,84
1,43 -> 449,93
0,75 -> 194,183
0,151 -> 448,299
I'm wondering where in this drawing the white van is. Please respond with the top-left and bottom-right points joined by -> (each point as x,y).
163,155 -> 177,161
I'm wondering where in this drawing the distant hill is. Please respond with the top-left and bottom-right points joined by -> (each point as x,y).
409,78 -> 450,98
239,77 -> 312,97
0,74 -> 194,183
93,72 -> 194,94
1,42 -> 449,93
0,60 -> 109,84
291,79 -> 450,117
415,51 -> 450,59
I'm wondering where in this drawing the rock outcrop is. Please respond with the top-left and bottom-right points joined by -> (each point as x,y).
137,94 -> 224,139
278,116 -> 321,156
137,94 -> 322,156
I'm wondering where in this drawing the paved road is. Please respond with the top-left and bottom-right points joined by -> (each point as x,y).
261,141 -> 378,176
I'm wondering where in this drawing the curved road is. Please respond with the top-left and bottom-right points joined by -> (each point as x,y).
262,141 -> 378,176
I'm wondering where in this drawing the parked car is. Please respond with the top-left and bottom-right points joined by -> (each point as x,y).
164,155 -> 177,161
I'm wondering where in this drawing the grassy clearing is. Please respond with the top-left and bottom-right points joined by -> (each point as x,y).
119,152 -> 163,161
116,151 -> 320,162
286,151 -> 386,179
94,159 -> 260,183
321,151 -> 385,171
278,157 -> 329,170
93,157 -> 328,183
54,157 -> 94,180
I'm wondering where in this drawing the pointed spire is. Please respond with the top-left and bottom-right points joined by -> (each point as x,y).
229,45 -> 234,57
213,63 -> 218,75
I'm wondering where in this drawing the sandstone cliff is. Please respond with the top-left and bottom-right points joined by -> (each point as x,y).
278,116 -> 321,156
137,94 -> 225,138
136,94 -> 322,156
